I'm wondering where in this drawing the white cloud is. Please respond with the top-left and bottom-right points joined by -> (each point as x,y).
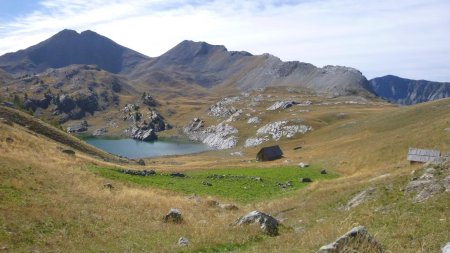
0,0 -> 449,81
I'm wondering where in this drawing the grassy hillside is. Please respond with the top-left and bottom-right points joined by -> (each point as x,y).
0,105 -> 127,163
0,97 -> 449,252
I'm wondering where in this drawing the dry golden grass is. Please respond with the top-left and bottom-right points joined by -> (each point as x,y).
1,94 -> 449,252
0,122 -> 264,252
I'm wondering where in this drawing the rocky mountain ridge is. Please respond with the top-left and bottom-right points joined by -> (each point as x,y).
0,30 -> 374,97
369,75 -> 450,105
129,40 -> 374,96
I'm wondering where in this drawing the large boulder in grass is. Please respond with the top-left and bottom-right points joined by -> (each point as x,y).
163,208 -> 182,224
317,226 -> 384,253
235,211 -> 279,236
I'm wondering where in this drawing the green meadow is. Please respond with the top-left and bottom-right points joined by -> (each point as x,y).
89,165 -> 337,202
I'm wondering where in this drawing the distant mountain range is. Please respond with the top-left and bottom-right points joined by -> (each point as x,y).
0,29 -> 448,104
369,75 -> 450,105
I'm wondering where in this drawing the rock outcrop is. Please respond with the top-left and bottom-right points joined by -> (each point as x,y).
341,187 -> 376,210
404,161 -> 450,203
183,119 -> 238,149
247,116 -> 261,124
256,121 -> 312,140
66,120 -> 88,133
317,226 -> 383,253
266,101 -> 298,110
92,127 -> 107,136
130,126 -> 157,141
208,101 -> 237,118
244,137 -> 269,148
124,110 -> 171,141
235,211 -> 279,236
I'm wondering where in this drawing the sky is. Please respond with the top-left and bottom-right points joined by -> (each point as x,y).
0,0 -> 449,81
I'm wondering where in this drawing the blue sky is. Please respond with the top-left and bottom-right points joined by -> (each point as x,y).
0,0 -> 449,81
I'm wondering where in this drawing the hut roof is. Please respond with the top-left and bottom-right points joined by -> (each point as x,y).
257,145 -> 283,161
407,148 -> 440,163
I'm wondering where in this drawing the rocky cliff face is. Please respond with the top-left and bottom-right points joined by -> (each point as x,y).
369,75 -> 450,105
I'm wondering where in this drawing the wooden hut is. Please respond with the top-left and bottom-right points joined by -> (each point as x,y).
257,145 -> 283,161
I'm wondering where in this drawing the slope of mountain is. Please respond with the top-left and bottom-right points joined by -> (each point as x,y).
0,29 -> 149,74
129,40 -> 374,96
369,75 -> 450,105
0,69 -> 13,86
1,64 -> 137,123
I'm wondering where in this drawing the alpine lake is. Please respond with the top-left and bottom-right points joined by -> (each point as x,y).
83,136 -> 210,159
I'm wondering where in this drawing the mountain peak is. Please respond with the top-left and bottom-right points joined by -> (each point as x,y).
51,29 -> 79,39
0,29 -> 149,74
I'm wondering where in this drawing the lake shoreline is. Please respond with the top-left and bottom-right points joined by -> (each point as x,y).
82,136 -> 211,159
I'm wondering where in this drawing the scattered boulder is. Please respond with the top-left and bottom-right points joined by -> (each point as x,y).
298,162 -> 309,168
92,127 -> 107,136
103,183 -> 114,190
320,169 -> 328,174
61,149 -> 75,155
219,204 -> 239,210
266,101 -> 299,110
293,146 -> 302,150
442,242 -> 450,253
163,208 -> 183,223
67,120 -> 88,133
137,159 -> 145,166
178,237 -> 189,247
278,181 -> 294,189
207,174 -> 225,179
317,226 -> 383,253
119,169 -> 155,176
299,178 -> 312,183
235,211 -> 279,236
202,181 -> 212,186
170,172 -> 186,178
341,187 -> 376,211
5,137 -> 13,143
247,116 -> 261,124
